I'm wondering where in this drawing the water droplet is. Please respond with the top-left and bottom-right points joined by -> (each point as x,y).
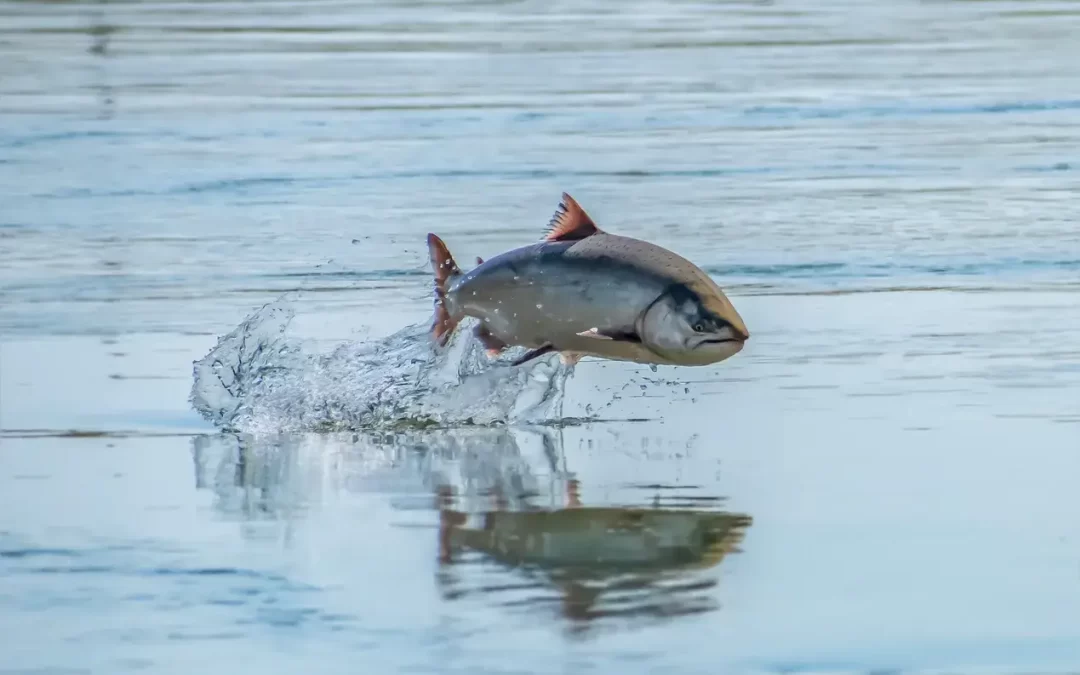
535,304 -> 544,309
649,364 -> 658,373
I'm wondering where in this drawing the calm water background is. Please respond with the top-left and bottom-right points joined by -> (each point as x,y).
3,0 -> 1080,673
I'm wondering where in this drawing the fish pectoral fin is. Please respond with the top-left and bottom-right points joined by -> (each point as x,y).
576,328 -> 613,340
575,327 -> 642,343
510,343 -> 556,366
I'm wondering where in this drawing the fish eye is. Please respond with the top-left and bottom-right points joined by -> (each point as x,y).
692,322 -> 704,333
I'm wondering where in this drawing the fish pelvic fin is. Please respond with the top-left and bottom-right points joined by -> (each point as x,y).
427,233 -> 463,346
511,343 -> 556,366
543,193 -> 603,242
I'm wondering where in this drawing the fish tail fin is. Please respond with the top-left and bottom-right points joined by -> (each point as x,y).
427,233 -> 463,346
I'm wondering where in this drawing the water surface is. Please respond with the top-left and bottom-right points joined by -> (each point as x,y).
2,0 -> 1080,673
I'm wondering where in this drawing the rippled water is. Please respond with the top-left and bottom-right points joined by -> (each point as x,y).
3,0 -> 1080,673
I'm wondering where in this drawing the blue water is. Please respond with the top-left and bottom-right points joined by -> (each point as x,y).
3,0 -> 1080,673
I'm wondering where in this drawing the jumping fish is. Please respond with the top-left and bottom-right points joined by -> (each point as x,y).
426,193 -> 749,367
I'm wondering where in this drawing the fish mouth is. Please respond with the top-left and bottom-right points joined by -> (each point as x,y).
702,337 -> 743,344
706,324 -> 749,345
702,330 -> 748,345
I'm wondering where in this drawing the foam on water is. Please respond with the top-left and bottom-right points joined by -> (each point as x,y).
189,294 -> 577,433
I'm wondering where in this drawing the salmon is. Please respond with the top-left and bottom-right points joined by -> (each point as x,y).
426,193 -> 749,367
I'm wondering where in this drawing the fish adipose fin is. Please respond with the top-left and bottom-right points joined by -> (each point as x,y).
474,323 -> 508,356
576,327 -> 642,343
543,193 -> 604,242
427,233 -> 463,346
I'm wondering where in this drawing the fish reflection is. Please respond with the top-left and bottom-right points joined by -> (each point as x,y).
190,426 -> 751,630
436,479 -> 751,628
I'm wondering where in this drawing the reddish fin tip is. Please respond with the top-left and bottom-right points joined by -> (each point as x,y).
543,193 -> 602,242
427,233 -> 462,346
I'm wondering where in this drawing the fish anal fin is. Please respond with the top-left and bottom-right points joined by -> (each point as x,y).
560,352 -> 584,366
511,343 -> 556,366
474,323 -> 508,356
543,193 -> 603,242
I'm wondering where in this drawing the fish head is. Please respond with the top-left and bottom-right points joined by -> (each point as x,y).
637,284 -> 749,365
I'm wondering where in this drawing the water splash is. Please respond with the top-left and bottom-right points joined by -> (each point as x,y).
189,294 -> 576,433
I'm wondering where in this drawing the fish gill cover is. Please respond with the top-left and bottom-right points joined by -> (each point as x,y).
189,293 -> 577,434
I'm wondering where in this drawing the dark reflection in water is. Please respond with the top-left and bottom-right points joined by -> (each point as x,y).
437,494 -> 751,630
190,427 -> 751,633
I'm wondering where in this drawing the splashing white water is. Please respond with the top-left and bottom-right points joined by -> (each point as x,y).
189,295 -> 577,433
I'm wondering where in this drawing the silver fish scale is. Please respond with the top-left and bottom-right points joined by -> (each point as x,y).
447,239 -> 669,351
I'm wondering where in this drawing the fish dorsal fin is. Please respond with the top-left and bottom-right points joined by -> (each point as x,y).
543,193 -> 603,242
